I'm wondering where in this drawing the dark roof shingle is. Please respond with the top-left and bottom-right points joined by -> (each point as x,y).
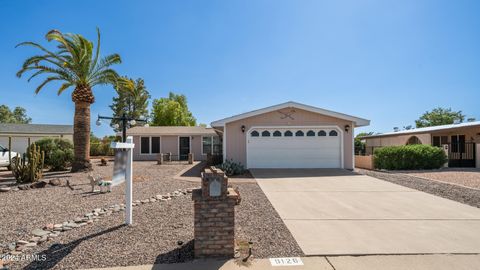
0,124 -> 73,135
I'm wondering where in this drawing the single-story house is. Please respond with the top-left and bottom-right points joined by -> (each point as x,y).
0,123 -> 73,154
362,121 -> 480,167
127,126 -> 222,161
130,101 -> 370,169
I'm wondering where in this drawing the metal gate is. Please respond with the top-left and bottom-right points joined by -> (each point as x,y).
448,142 -> 476,167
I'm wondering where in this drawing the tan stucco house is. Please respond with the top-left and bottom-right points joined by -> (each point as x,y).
129,101 -> 370,169
0,123 -> 73,154
362,121 -> 480,167
127,126 -> 221,161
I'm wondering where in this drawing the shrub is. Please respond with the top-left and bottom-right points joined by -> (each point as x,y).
30,138 -> 74,171
217,159 -> 246,176
374,144 -> 447,170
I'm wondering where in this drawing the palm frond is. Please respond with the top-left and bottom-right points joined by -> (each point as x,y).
35,77 -> 61,94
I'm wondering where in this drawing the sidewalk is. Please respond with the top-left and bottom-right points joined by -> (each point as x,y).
86,254 -> 480,270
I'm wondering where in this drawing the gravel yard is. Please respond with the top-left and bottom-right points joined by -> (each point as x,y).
404,168 -> 480,190
356,168 -> 480,208
0,161 -> 302,269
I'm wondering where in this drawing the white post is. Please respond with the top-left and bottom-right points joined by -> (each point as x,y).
126,136 -> 133,225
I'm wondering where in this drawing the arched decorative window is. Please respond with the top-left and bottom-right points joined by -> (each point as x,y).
261,130 -> 271,137
273,130 -> 282,137
251,130 -> 259,137
295,130 -> 304,136
318,130 -> 327,136
329,130 -> 338,136
406,136 -> 422,145
306,130 -> 315,137
284,130 -> 293,137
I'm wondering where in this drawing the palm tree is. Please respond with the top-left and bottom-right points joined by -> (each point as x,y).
16,29 -> 121,172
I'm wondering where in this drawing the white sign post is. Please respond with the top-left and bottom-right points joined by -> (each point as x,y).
110,136 -> 135,225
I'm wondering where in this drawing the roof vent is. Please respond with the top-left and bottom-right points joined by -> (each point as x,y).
453,119 -> 462,124
393,127 -> 399,132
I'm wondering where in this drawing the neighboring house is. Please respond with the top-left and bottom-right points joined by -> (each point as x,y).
211,101 -> 369,169
127,126 -> 221,161
0,123 -> 73,154
362,121 -> 480,168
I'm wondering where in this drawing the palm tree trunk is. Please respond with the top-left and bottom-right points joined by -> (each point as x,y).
71,101 -> 92,172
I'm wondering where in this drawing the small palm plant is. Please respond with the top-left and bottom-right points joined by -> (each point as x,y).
16,28 -> 121,172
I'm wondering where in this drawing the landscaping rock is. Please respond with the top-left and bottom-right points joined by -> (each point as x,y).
25,242 -> 36,247
17,185 -> 30,190
0,187 -> 11,192
149,198 -> 157,202
31,229 -> 49,237
16,240 -> 28,245
48,179 -> 64,186
30,181 -> 48,189
44,223 -> 54,230
28,237 -> 40,242
7,243 -> 15,251
74,218 -> 83,223
38,236 -> 48,243
93,208 -> 102,213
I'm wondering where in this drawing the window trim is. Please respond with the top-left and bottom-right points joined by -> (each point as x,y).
201,136 -> 213,155
250,130 -> 260,137
201,135 -> 222,155
140,136 -> 162,155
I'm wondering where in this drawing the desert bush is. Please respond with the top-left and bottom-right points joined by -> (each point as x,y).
30,138 -> 74,171
374,144 -> 447,170
218,159 -> 245,176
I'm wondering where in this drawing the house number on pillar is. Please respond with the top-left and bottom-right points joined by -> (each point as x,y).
209,179 -> 221,197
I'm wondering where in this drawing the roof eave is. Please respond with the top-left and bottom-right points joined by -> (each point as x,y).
211,101 -> 370,127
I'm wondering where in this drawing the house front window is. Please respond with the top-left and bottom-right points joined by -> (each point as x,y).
432,136 -> 448,147
151,137 -> 160,153
203,136 -> 222,155
202,136 -> 212,155
141,137 -> 150,154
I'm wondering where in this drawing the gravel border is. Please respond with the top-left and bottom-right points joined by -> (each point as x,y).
356,168 -> 480,208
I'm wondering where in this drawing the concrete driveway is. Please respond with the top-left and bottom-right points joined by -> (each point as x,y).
251,169 -> 480,256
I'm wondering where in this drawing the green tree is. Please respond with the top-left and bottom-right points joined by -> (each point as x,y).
415,107 -> 465,128
16,29 -> 122,172
355,132 -> 373,155
0,105 -> 32,124
151,92 -> 197,126
110,77 -> 150,132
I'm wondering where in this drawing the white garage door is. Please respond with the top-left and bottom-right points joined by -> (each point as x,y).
247,127 -> 342,169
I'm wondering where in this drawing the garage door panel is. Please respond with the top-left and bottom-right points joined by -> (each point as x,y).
247,127 -> 342,169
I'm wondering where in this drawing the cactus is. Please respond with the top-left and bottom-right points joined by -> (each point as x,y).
12,144 -> 45,184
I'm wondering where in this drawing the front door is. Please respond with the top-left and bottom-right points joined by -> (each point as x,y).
449,135 -> 475,167
179,137 -> 190,161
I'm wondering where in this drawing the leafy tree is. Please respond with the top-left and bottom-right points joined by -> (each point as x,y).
151,92 -> 197,126
354,132 -> 373,155
16,28 -> 122,172
110,77 -> 150,132
415,107 -> 465,128
0,105 -> 32,124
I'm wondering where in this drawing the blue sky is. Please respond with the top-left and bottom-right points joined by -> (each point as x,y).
1,0 -> 479,137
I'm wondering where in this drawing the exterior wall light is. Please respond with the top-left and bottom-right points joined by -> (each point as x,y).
344,125 -> 350,133
241,125 -> 246,133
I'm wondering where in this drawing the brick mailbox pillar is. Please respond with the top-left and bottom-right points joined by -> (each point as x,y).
192,167 -> 239,258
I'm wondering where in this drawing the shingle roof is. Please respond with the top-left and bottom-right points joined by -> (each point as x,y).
0,123 -> 73,135
126,126 -> 218,136
362,121 -> 480,139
